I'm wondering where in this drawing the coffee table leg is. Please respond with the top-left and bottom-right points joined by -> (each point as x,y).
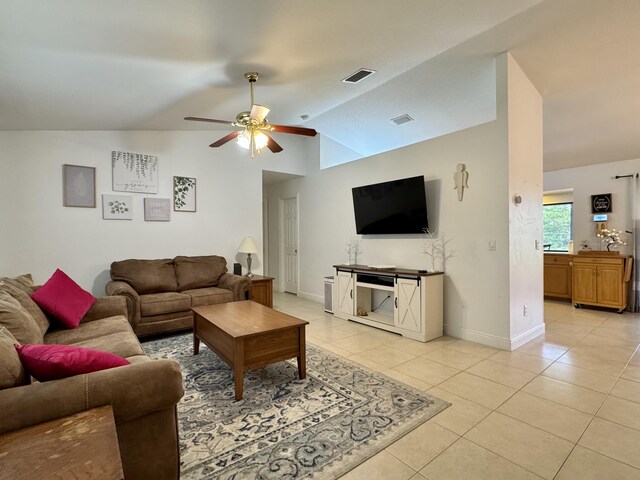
193,335 -> 200,355
297,326 -> 306,379
234,339 -> 245,401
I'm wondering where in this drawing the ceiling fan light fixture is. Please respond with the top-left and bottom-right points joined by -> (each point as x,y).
237,129 -> 269,151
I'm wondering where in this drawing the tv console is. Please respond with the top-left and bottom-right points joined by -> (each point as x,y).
332,264 -> 443,342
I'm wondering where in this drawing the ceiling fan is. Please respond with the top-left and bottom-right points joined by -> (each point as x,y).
184,72 -> 317,158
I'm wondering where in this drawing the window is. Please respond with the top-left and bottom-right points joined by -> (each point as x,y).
543,202 -> 573,251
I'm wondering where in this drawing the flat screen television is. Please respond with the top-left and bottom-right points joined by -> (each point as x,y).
352,175 -> 428,234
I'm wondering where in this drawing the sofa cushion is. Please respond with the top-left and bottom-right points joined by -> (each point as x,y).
174,255 -> 228,292
183,287 -> 233,307
140,292 -> 191,317
0,279 -> 49,335
31,269 -> 96,329
111,259 -> 178,294
0,274 -> 36,294
45,315 -> 133,345
0,291 -> 42,344
0,327 -> 28,390
69,332 -> 145,358
15,344 -> 130,382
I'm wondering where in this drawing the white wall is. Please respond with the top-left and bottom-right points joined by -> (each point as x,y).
0,131 -> 309,294
544,157 -> 640,254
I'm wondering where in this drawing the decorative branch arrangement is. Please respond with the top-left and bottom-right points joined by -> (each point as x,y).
346,237 -> 362,265
422,229 -> 453,272
597,228 -> 627,251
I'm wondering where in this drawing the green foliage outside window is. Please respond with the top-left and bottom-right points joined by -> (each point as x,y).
543,203 -> 573,251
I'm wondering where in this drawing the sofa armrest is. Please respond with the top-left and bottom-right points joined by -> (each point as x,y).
0,359 -> 183,435
105,280 -> 141,327
81,295 -> 128,324
218,273 -> 251,301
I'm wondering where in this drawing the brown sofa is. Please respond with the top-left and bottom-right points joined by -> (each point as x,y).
105,255 -> 251,337
0,275 -> 184,480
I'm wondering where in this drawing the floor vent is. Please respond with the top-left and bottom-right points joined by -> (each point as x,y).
342,68 -> 376,84
390,114 -> 414,125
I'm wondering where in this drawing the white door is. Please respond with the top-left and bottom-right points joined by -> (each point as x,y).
335,271 -> 354,318
284,196 -> 298,294
394,278 -> 422,333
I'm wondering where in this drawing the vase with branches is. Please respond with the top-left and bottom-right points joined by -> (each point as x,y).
597,228 -> 627,251
422,229 -> 453,272
345,237 -> 362,265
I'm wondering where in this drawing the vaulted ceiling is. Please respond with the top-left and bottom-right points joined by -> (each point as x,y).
1,0 -> 638,171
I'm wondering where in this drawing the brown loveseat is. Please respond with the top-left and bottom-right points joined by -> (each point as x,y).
106,255 -> 250,337
0,275 -> 184,480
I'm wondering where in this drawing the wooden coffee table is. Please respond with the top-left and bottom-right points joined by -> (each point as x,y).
192,300 -> 308,400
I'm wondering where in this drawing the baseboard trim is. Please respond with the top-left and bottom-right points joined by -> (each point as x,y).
509,323 -> 546,350
298,291 -> 323,304
444,324 -> 512,350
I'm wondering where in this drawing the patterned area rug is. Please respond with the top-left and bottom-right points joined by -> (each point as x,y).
144,333 -> 450,479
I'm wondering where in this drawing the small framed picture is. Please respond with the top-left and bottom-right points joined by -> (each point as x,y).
102,194 -> 133,220
144,198 -> 171,222
173,176 -> 196,212
63,165 -> 96,208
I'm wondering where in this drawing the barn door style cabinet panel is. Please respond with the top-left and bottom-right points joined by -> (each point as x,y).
333,264 -> 443,342
572,253 -> 633,313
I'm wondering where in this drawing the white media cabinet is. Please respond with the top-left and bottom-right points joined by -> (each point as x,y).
333,264 -> 443,342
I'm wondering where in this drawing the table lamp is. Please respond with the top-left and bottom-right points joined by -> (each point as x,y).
237,236 -> 258,277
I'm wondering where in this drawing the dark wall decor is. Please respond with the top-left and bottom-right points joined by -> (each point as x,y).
591,193 -> 612,214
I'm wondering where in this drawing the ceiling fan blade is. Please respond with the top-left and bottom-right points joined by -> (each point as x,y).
250,105 -> 270,123
263,132 -> 283,153
270,124 -> 318,137
185,116 -> 235,126
209,131 -> 240,148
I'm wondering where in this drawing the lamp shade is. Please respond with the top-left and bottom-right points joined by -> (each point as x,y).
237,236 -> 258,254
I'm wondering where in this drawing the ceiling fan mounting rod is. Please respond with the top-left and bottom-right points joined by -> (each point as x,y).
245,72 -> 259,109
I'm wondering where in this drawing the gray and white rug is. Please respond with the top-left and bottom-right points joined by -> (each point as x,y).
144,333 -> 450,479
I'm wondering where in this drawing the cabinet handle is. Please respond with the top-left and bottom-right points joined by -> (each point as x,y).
350,289 -> 353,299
395,297 -> 398,308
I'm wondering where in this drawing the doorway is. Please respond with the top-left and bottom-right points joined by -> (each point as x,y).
282,196 -> 299,294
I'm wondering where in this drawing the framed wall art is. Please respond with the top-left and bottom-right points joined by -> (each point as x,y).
144,198 -> 171,221
63,164 -> 96,208
173,176 -> 196,212
112,150 -> 158,193
102,194 -> 133,220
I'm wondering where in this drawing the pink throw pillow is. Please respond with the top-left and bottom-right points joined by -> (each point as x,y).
31,269 -> 96,328
15,344 -> 130,382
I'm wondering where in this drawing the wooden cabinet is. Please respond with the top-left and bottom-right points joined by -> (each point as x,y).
249,275 -> 274,308
572,254 -> 632,313
333,265 -> 443,342
544,253 -> 574,299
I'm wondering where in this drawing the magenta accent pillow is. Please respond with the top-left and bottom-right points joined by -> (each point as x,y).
14,344 -> 130,382
31,269 -> 96,328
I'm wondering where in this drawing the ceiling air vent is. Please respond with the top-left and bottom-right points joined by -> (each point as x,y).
342,68 -> 376,84
390,114 -> 414,126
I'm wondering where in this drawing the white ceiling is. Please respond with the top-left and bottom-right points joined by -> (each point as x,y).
1,0 -> 638,171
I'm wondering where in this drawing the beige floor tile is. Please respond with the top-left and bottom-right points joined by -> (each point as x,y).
466,360 -> 537,389
516,341 -> 568,360
382,369 -> 433,391
387,337 -> 450,356
314,342 -> 354,359
348,354 -> 388,371
385,422 -> 458,470
331,333 -> 390,354
446,340 -> 499,359
427,387 -> 492,435
522,375 -> 606,414
488,350 -> 553,374
497,391 -> 592,442
306,326 -> 360,343
622,365 -> 640,382
557,349 -> 628,377
542,362 -> 617,394
538,330 -> 587,349
420,438 -> 544,480
350,345 -> 417,369
596,395 -> 640,431
421,347 -> 484,370
437,372 -> 516,409
610,378 -> 640,403
392,357 -> 460,386
555,315 -> 606,328
464,412 -> 573,480
579,417 -> 640,469
555,445 -> 640,480
339,450 -> 415,480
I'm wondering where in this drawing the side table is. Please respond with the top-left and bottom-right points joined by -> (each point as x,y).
249,275 -> 274,308
0,405 -> 124,480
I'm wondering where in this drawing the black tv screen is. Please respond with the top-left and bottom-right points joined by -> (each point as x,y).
352,175 -> 428,234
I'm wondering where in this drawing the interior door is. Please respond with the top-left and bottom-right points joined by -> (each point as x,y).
283,196 -> 298,294
394,278 -> 422,333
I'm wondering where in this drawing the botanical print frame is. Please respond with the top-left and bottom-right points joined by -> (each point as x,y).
173,176 -> 196,212
102,194 -> 133,220
112,150 -> 158,193
63,164 -> 96,208
144,198 -> 171,222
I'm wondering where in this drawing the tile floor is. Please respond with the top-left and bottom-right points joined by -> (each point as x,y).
273,293 -> 640,480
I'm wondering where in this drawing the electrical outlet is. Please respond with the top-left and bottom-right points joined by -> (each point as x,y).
489,240 -> 496,251
523,304 -> 528,316
535,239 -> 540,250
